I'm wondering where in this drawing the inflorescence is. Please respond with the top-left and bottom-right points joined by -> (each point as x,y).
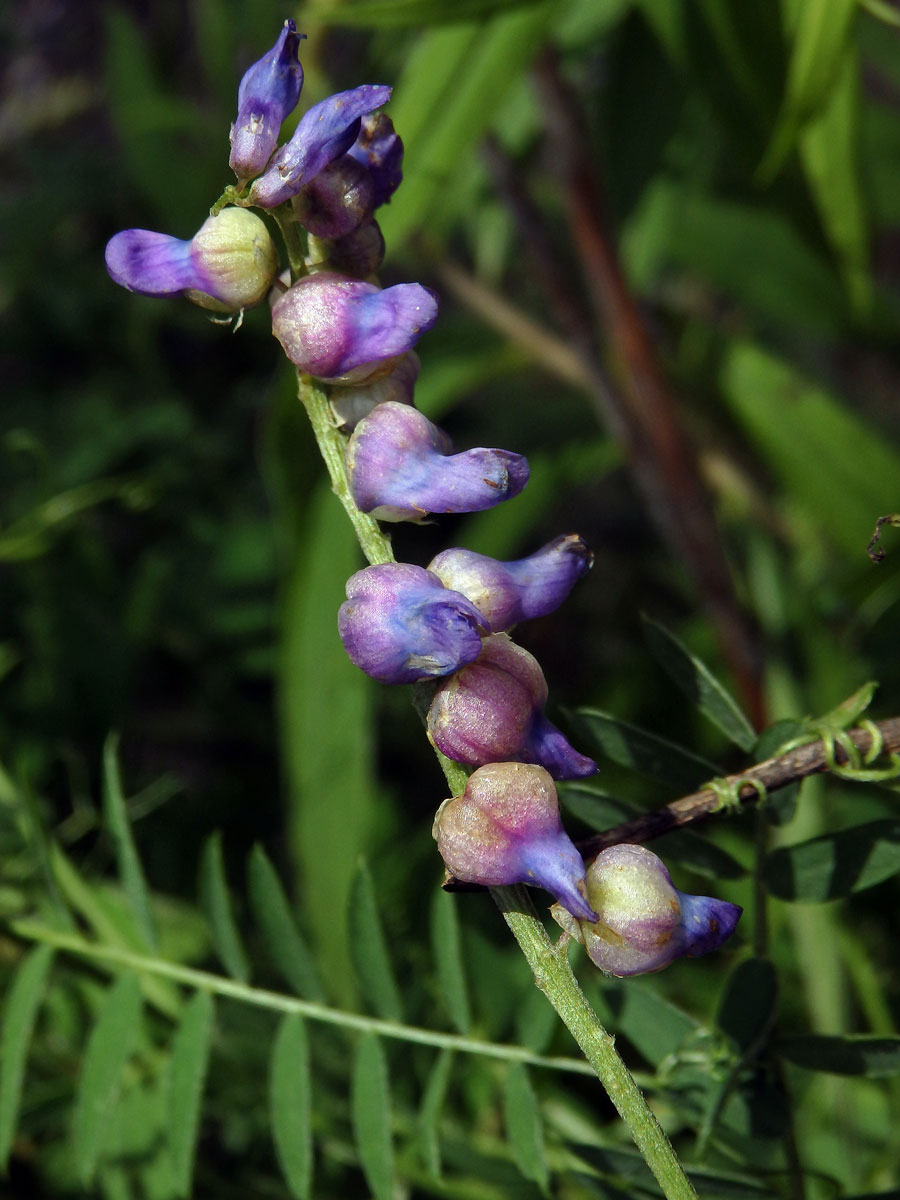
104,20 -> 741,977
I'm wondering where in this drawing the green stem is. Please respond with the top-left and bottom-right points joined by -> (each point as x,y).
294,371 -> 698,1200
7,919 -> 592,1077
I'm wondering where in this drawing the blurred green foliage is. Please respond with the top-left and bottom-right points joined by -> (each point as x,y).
2,0 -> 900,1197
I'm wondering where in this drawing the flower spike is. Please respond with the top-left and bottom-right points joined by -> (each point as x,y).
229,20 -> 305,183
105,208 -> 278,312
249,84 -> 392,208
428,535 -> 593,632
346,402 -> 529,522
433,762 -> 598,922
338,563 -> 487,685
427,634 -> 596,779
551,844 -> 742,977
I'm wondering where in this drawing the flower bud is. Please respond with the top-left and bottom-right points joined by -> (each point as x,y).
428,535 -> 593,633
229,20 -> 304,183
346,402 -> 529,522
316,220 -> 386,279
329,353 -> 419,430
338,563 -> 487,684
271,274 -> 438,379
105,208 -> 278,312
551,844 -> 742,977
433,762 -> 598,922
347,112 -> 403,207
249,84 -> 392,208
291,155 -> 375,239
427,634 -> 596,779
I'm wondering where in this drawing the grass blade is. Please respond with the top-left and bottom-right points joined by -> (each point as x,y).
0,945 -> 55,1169
348,860 -> 402,1022
199,833 -> 250,982
71,973 -> 143,1185
269,1013 -> 313,1200
102,732 -> 157,950
167,990 -> 214,1197
351,1033 -> 394,1200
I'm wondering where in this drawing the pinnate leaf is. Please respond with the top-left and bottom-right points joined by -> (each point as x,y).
430,889 -> 471,1034
348,860 -> 403,1022
503,1063 -> 550,1195
199,833 -> 250,982
762,820 -> 900,901
247,845 -> 324,1001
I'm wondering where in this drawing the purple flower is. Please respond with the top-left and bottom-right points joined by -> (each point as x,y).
104,208 -> 278,312
551,844 -> 742,977
249,84 -> 392,208
346,402 -> 529,522
291,155 -> 375,239
427,634 -> 597,779
338,563 -> 487,684
271,273 -> 438,379
428,535 -> 593,633
315,219 -> 385,279
229,20 -> 305,183
433,762 -> 598,922
347,112 -> 404,208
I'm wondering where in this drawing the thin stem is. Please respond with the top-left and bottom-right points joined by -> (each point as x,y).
7,919 -> 595,1078
294,373 -> 394,565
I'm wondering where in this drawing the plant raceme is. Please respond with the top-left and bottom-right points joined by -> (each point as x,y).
104,21 -> 741,968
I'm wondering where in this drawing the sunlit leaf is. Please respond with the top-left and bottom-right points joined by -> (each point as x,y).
71,973 -> 143,1184
763,820 -> 900,901
270,1014 -> 313,1200
199,833 -> 250,982
167,990 -> 214,1198
0,945 -> 55,1170
247,845 -> 325,1002
348,860 -> 403,1022
351,1034 -> 394,1200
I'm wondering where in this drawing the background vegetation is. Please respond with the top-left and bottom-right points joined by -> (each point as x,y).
2,0 -> 900,1196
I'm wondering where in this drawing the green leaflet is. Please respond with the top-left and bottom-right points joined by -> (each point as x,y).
762,819 -> 900,901
417,1049 -> 453,1177
503,1062 -> 550,1195
167,990 -> 214,1198
349,860 -> 403,1023
246,845 -> 325,1003
198,833 -> 250,983
269,1014 -> 313,1200
777,1033 -> 900,1077
757,0 -> 858,180
576,708 -> 719,790
351,1034 -> 394,1200
102,733 -> 157,951
71,973 -> 143,1184
642,616 -> 757,750
430,889 -> 472,1035
0,945 -> 55,1170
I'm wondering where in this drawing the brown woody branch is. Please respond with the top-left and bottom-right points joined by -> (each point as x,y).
443,717 -> 900,892
576,716 -> 900,861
